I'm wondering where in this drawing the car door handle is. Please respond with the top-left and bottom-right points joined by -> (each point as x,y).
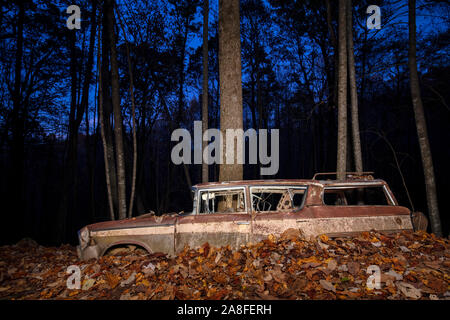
235,221 -> 250,225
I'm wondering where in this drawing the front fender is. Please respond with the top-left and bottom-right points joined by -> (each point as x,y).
100,240 -> 153,257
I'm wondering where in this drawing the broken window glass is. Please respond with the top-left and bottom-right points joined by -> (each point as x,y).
251,187 -> 306,212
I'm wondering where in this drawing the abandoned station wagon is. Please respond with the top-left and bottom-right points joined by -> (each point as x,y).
77,173 -> 419,260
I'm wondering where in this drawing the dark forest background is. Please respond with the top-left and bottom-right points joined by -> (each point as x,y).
0,0 -> 449,245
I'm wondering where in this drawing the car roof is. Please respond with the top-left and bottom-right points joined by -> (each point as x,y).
193,179 -> 387,189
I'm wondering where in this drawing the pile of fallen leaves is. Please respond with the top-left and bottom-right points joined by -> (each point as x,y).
0,230 -> 449,300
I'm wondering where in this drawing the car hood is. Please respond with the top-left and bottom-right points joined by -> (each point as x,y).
85,213 -> 179,232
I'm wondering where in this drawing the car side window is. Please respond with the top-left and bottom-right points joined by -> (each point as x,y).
198,189 -> 246,214
323,190 -> 347,205
251,187 -> 307,212
323,186 -> 390,205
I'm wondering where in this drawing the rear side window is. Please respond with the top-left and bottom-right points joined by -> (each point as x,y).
323,186 -> 390,206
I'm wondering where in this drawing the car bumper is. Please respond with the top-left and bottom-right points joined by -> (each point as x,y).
77,244 -> 101,261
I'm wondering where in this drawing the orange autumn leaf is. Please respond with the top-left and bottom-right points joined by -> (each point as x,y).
233,251 -> 242,261
105,273 -> 120,289
139,279 -> 150,287
68,290 -> 80,297
297,256 -> 322,265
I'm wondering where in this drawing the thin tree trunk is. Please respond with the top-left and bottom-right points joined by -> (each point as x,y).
325,0 -> 338,108
97,26 -> 115,221
85,79 -> 97,220
325,0 -> 338,172
86,46 -> 98,221
218,0 -> 243,182
107,0 -> 127,219
183,163 -> 193,200
101,0 -> 118,215
116,6 -> 138,218
336,0 -> 348,180
81,0 -> 97,221
360,27 -> 369,167
408,0 -> 442,236
125,43 -> 137,219
346,0 -> 363,173
202,0 -> 209,183
78,1 -> 97,130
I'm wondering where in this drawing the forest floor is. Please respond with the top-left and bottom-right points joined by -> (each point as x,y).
0,230 -> 449,300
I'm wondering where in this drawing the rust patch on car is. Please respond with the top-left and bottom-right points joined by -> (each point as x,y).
77,177 -> 414,260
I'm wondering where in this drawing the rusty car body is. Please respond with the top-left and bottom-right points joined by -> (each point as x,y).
77,173 -> 416,260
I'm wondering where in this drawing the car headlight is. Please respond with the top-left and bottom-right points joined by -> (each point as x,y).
79,227 -> 90,249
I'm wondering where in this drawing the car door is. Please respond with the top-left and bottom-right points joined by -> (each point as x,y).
175,187 -> 251,252
251,186 -> 308,242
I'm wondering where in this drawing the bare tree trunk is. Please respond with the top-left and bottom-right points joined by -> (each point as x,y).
360,27 -> 369,167
323,0 -> 336,171
107,0 -> 127,219
101,0 -> 118,217
325,0 -> 338,109
183,163 -> 193,200
202,0 -> 209,183
85,1 -> 98,221
97,25 -> 115,221
116,7 -> 138,218
218,0 -> 243,182
336,0 -> 348,180
125,43 -> 137,218
78,0 -> 97,131
408,0 -> 442,236
85,84 -> 97,220
346,0 -> 363,173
